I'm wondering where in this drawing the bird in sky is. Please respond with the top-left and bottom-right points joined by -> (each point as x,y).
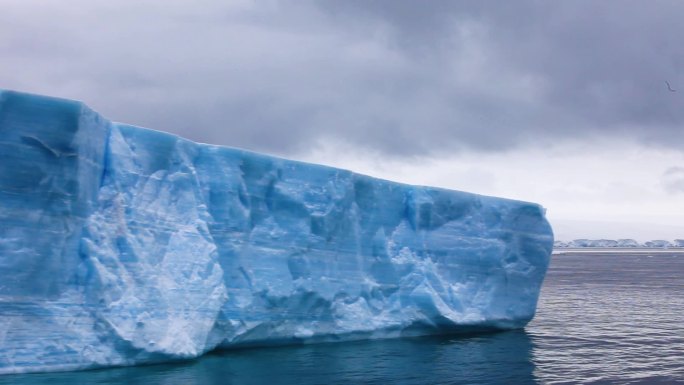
665,81 -> 677,92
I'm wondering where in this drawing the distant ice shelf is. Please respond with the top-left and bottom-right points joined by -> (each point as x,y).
554,239 -> 684,248
0,89 -> 554,374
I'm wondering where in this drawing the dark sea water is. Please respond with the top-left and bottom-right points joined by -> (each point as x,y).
2,253 -> 683,385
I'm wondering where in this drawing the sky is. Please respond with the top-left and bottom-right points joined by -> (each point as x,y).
1,0 -> 683,241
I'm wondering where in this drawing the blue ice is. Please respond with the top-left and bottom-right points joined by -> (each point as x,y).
0,90 -> 553,373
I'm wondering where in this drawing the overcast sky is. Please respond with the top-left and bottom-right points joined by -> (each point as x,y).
2,0 -> 683,241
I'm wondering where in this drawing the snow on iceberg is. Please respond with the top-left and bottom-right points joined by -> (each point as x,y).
0,90 -> 554,374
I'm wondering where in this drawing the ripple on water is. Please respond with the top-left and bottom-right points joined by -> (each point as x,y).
529,253 -> 684,384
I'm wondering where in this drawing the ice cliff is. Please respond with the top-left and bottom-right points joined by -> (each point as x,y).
0,90 -> 554,374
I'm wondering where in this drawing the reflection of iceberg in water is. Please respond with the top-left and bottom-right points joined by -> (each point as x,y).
0,331 -> 538,385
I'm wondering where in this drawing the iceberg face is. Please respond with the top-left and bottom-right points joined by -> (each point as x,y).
0,90 -> 554,374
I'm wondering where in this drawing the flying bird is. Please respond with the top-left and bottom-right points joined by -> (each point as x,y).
665,81 -> 676,92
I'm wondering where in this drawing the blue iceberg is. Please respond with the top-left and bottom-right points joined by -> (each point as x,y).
0,90 -> 553,374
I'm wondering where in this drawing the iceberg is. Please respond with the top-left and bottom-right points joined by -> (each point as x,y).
0,89 -> 553,374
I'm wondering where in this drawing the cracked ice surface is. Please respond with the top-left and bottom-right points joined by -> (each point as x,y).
0,90 -> 553,374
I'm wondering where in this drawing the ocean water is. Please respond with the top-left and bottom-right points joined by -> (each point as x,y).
2,253 -> 682,385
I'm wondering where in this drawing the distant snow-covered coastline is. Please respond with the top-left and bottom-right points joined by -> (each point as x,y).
554,239 -> 684,248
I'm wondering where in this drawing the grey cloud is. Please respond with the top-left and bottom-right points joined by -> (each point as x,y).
662,167 -> 684,193
317,1 -> 684,142
1,0 -> 684,158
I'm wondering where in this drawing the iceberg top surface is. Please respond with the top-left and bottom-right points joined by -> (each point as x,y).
0,88 -> 544,207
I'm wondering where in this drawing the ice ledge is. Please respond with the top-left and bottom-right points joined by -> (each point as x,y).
0,89 -> 553,374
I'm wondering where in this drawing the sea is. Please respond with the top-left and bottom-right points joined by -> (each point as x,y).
2,252 -> 682,385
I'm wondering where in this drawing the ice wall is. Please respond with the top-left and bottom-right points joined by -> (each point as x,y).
0,90 -> 554,374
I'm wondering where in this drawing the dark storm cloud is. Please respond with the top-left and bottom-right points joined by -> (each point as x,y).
1,0 -> 684,157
